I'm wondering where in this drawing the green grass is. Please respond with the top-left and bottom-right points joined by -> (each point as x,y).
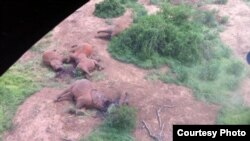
108,2 -> 250,124
217,104 -> 250,124
94,0 -> 147,22
83,128 -> 135,141
82,105 -> 137,141
0,67 -> 39,139
94,0 -> 126,18
0,32 -> 69,140
124,1 -> 147,22
163,57 -> 246,104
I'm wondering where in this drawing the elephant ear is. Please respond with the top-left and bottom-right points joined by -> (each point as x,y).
91,89 -> 111,111
91,89 -> 103,107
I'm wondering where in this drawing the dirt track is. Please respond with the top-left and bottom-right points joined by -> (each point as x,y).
4,0 -> 250,141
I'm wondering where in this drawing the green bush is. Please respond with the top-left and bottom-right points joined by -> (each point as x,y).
107,1 -> 247,126
193,10 -> 219,28
109,4 -> 205,66
94,0 -> 144,19
168,63 -> 189,83
125,2 -> 147,22
199,61 -> 220,81
104,105 -> 136,132
225,78 -> 240,91
82,106 -> 136,141
94,0 -> 126,18
226,61 -> 244,77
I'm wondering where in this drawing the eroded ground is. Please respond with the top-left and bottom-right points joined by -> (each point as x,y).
4,0 -> 250,141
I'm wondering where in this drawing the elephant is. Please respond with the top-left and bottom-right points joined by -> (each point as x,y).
68,48 -> 104,77
69,43 -> 93,58
42,50 -> 65,72
75,56 -> 104,77
96,10 -> 133,40
96,24 -> 129,40
54,79 -> 111,111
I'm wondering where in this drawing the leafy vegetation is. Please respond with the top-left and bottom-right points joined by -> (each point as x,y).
1,2 -> 249,141
0,32 -> 68,139
94,0 -> 146,20
94,0 -> 126,18
125,2 -> 147,22
0,67 -> 39,139
109,4 -> 204,67
82,105 -> 137,141
108,2 -> 249,124
217,104 -> 250,124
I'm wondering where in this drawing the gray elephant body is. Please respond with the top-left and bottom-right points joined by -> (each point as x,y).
55,79 -> 111,111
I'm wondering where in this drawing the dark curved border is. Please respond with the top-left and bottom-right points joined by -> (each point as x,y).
0,0 -> 89,75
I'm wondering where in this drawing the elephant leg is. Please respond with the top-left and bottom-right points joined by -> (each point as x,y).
76,99 -> 85,109
54,90 -> 72,102
95,34 -> 112,40
80,66 -> 92,78
97,30 -> 112,34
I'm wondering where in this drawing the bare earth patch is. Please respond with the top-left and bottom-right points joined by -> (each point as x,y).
2,0 -> 231,141
4,88 -> 101,141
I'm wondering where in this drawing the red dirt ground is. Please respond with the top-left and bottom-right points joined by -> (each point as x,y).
6,0 -> 250,141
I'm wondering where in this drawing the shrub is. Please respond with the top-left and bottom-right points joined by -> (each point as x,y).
107,1 -> 247,126
168,63 -> 189,83
82,105 -> 136,141
104,105 -> 136,132
125,2 -> 147,22
225,78 -> 240,91
109,4 -> 205,66
193,10 -> 219,28
199,61 -> 220,81
94,0 -> 125,18
226,61 -> 244,77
